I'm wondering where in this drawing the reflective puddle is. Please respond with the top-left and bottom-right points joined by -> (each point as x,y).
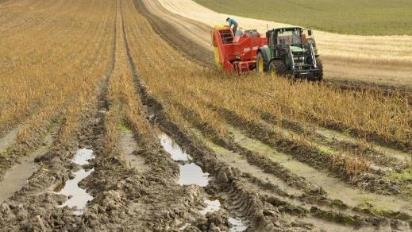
179,163 -> 209,187
228,217 -> 248,232
200,199 -> 221,215
159,133 -> 209,186
57,148 -> 95,215
159,133 -> 190,162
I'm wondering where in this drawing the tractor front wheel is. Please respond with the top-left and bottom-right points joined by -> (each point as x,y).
269,60 -> 287,76
256,53 -> 265,74
315,58 -> 323,81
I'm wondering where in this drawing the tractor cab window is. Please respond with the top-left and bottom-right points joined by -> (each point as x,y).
277,29 -> 302,46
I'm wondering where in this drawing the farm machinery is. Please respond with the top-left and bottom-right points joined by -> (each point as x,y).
211,25 -> 323,80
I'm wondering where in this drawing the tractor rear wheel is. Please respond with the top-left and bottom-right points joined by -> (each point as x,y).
315,58 -> 323,81
269,60 -> 287,76
256,53 -> 265,74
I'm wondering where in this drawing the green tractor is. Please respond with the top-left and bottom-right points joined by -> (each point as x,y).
256,27 -> 323,81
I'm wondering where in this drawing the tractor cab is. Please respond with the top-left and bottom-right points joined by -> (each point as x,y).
258,27 -> 322,80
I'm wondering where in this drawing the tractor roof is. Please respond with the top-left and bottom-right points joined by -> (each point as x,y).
273,27 -> 303,32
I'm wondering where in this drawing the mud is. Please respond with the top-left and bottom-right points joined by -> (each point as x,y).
231,127 -> 412,213
220,106 -> 403,194
193,128 -> 304,197
0,133 -> 53,203
159,130 -> 250,230
258,120 -> 400,174
0,117 -> 61,181
119,129 -> 148,172
0,126 -> 20,154
261,112 -> 410,169
315,126 -> 412,162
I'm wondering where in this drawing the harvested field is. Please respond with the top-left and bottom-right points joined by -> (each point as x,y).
0,0 -> 411,231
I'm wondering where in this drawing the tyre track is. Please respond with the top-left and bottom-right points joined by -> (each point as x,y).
78,1 -> 218,230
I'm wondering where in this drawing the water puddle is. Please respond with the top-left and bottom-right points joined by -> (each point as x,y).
200,199 -> 221,215
178,163 -> 209,186
0,133 -> 52,203
158,132 -> 247,231
119,130 -> 148,172
57,148 -> 95,215
159,133 -> 208,186
229,127 -> 412,215
228,217 -> 248,232
159,133 -> 190,162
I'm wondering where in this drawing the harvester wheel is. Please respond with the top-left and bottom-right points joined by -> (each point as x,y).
256,53 -> 265,74
316,58 -> 323,81
269,60 -> 287,76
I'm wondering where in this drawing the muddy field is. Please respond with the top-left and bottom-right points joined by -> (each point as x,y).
0,0 -> 411,231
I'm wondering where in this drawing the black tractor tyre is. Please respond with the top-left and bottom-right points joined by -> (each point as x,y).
256,52 -> 266,74
315,58 -> 323,81
269,60 -> 287,76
